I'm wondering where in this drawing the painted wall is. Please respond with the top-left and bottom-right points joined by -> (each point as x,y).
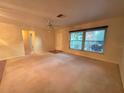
34,29 -> 55,54
120,48 -> 124,88
22,29 -> 55,55
119,25 -> 124,88
55,17 -> 124,64
0,22 -> 55,60
0,22 -> 25,60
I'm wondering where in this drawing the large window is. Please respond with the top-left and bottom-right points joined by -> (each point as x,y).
69,26 -> 107,53
70,31 -> 83,50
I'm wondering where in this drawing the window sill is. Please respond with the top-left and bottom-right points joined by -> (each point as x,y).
69,48 -> 104,55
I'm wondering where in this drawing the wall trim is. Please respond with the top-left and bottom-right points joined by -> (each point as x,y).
0,55 -> 25,62
64,51 -> 118,64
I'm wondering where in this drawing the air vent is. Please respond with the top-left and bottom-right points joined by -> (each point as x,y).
57,14 -> 65,18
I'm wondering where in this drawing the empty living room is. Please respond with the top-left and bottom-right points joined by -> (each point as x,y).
0,0 -> 124,93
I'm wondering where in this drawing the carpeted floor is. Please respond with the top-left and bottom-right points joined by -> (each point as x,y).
0,53 -> 124,93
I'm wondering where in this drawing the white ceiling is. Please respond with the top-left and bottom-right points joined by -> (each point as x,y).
0,0 -> 124,29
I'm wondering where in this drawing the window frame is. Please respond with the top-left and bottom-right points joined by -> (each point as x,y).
69,26 -> 108,54
69,31 -> 83,50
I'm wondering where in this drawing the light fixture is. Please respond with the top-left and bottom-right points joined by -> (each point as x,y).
47,19 -> 54,32
47,14 -> 65,31
48,20 -> 54,32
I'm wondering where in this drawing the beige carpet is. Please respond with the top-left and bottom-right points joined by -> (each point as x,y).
0,53 -> 123,93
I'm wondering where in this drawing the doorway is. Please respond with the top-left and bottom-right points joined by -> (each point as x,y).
22,30 -> 36,55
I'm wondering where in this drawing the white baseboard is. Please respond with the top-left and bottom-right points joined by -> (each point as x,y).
63,51 -> 118,64
0,55 -> 25,62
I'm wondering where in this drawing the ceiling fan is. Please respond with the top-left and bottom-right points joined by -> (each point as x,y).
47,19 -> 54,32
47,14 -> 65,32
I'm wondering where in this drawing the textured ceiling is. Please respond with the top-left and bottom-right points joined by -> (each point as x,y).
0,0 -> 124,29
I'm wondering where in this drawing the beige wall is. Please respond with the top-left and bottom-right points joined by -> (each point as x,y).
119,27 -> 124,88
55,17 -> 124,64
120,48 -> 124,88
22,29 -> 55,55
0,22 -> 55,60
34,29 -> 55,54
0,22 -> 25,60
